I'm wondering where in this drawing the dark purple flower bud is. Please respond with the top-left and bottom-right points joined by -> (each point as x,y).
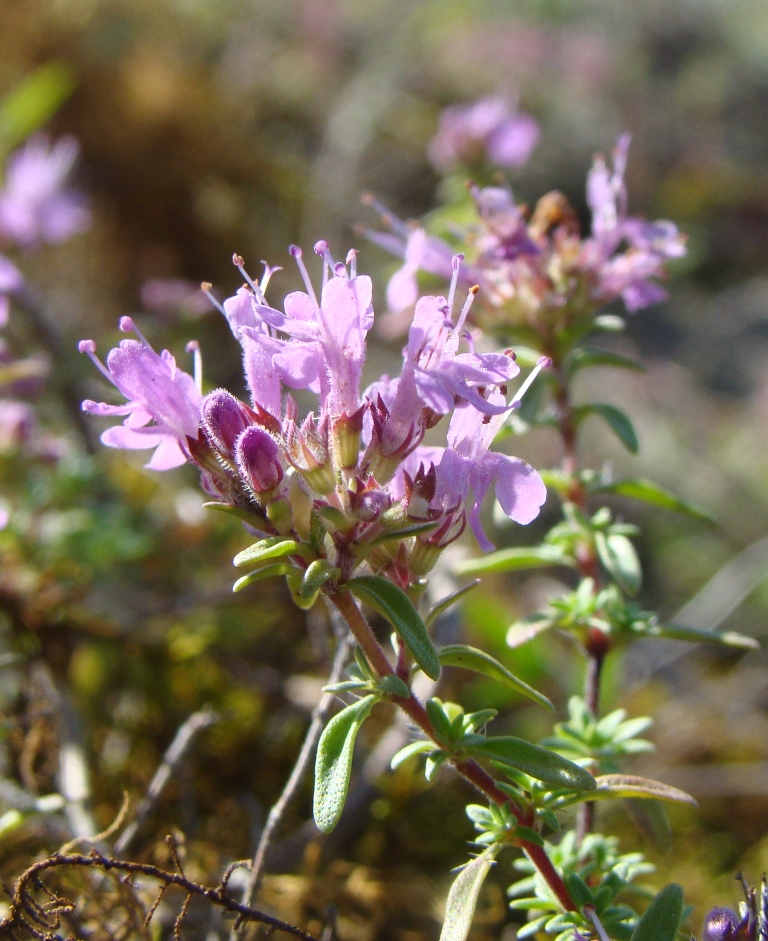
235,426 -> 284,498
702,908 -> 744,941
349,481 -> 390,522
201,389 -> 252,460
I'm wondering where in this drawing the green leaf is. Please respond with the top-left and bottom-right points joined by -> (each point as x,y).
574,403 -> 639,454
630,884 -> 684,941
590,478 -> 714,523
553,775 -> 696,810
468,737 -> 596,791
426,698 -> 455,745
623,798 -> 673,856
425,581 -> 481,629
649,622 -> 758,650
232,562 -> 295,592
391,740 -> 434,770
564,872 -> 594,907
595,532 -> 642,595
347,576 -> 440,680
438,850 -> 497,941
363,520 -> 439,549
313,695 -> 375,833
0,63 -> 75,155
506,615 -> 556,648
378,674 -> 411,698
566,348 -> 645,379
299,559 -> 340,600
454,545 -> 574,576
233,536 -> 306,569
595,775 -> 696,805
438,644 -> 552,711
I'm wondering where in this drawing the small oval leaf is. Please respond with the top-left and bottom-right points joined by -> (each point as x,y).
468,737 -> 596,791
438,644 -> 552,711
596,532 -> 642,595
232,562 -> 295,592
590,478 -> 714,523
454,545 -> 575,576
595,774 -> 697,806
233,536 -> 305,569
650,622 -> 758,650
347,576 -> 440,680
630,884 -> 684,941
566,348 -> 645,378
313,695 -> 376,833
574,403 -> 639,454
439,850 -> 497,941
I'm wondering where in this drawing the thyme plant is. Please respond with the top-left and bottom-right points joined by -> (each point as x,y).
74,114 -> 760,941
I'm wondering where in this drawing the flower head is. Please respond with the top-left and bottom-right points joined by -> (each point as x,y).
0,135 -> 89,249
428,95 -> 540,171
79,317 -> 202,469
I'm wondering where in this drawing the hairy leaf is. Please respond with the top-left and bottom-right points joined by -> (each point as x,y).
233,536 -> 305,569
438,644 -> 552,710
348,576 -> 440,680
313,695 -> 375,833
630,884 -> 684,941
439,850 -> 497,941
469,737 -> 596,791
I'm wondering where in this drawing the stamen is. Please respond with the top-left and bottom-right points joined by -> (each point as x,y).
201,282 -> 226,317
259,262 -> 281,295
346,248 -> 358,278
119,315 -> 154,351
447,254 -> 465,319
361,193 -> 410,237
186,340 -> 203,393
77,340 -> 112,382
454,284 -> 479,336
314,241 -> 336,290
510,355 -> 551,409
232,253 -> 264,302
288,245 -> 318,305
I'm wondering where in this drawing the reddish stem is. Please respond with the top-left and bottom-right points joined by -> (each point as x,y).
328,589 -> 576,913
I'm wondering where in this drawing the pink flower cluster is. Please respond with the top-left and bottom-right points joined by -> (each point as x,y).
367,135 -> 685,323
80,244 -> 547,585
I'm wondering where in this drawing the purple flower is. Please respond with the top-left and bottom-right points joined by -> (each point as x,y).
226,244 -> 373,422
428,95 -> 540,171
79,317 -> 202,469
0,136 -> 90,249
362,267 -> 519,484
435,387 -> 546,551
584,135 -> 686,310
0,256 -> 23,328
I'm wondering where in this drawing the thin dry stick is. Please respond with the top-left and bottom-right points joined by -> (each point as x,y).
115,706 -> 218,856
236,628 -> 354,922
0,850 -> 320,941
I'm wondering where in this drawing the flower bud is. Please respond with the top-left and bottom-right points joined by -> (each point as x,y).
235,426 -> 284,500
702,908 -> 743,941
201,389 -> 254,461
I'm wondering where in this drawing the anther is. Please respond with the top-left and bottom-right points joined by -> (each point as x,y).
201,283 -> 226,317
232,254 -> 264,302
119,316 -> 154,350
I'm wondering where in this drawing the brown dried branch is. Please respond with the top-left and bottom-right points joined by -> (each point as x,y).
0,850 -> 321,941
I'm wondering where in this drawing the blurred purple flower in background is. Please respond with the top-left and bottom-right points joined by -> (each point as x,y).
0,256 -> 23,328
428,95 -> 540,171
0,135 -> 90,249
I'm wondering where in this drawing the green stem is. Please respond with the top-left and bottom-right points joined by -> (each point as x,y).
328,589 -> 576,914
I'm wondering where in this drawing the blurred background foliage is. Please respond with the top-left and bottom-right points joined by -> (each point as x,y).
1,0 -> 768,938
